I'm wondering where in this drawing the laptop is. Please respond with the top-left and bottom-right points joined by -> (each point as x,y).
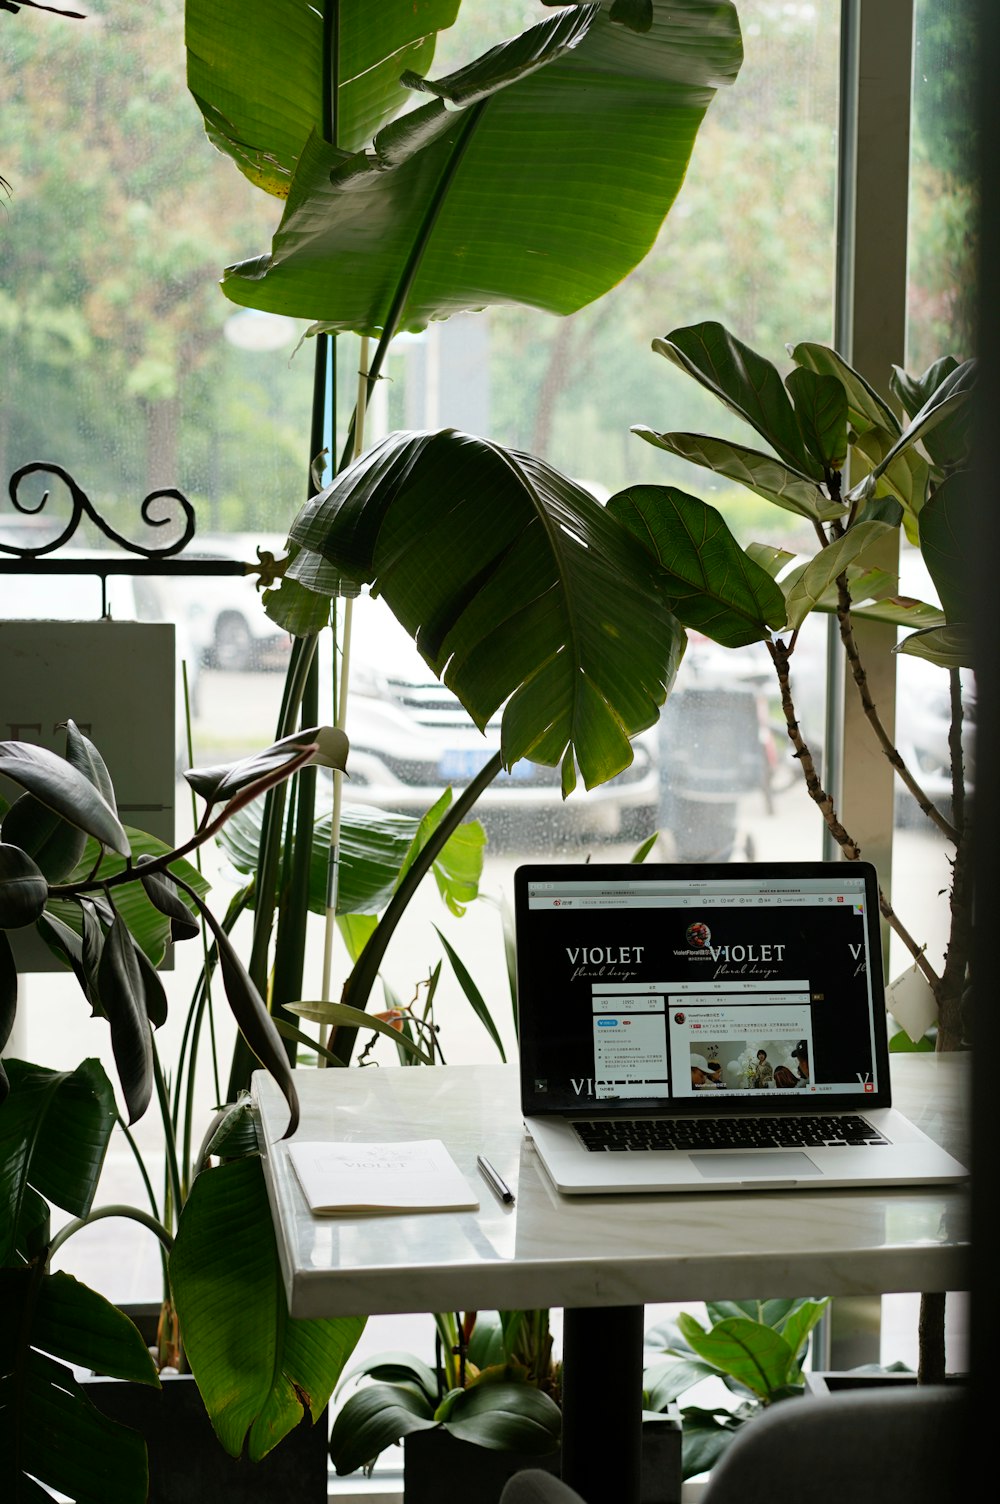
514,861 -> 968,1194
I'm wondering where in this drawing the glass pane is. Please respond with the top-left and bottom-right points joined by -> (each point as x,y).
3,2 -> 841,1312
890,0 -> 976,1002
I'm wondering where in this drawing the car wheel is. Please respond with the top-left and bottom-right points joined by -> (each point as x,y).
213,612 -> 253,672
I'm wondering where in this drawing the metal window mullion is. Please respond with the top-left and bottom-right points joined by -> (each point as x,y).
827,0 -> 914,912
819,0 -> 916,1378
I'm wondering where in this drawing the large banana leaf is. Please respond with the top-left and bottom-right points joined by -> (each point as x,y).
186,0 -> 462,188
169,1155 -> 365,1461
187,0 -> 743,330
216,793 -> 486,918
286,429 -> 687,792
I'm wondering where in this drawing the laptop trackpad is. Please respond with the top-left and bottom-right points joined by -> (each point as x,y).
691,1151 -> 823,1179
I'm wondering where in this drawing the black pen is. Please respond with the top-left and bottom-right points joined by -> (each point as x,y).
477,1154 -> 515,1205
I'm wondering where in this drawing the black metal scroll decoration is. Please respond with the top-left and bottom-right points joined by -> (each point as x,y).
1,462 -> 196,560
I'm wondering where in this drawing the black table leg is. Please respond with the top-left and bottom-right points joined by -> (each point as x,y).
560,1304 -> 645,1503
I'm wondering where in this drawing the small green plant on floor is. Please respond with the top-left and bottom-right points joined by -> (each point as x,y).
329,1309 -> 562,1478
642,1298 -> 829,1479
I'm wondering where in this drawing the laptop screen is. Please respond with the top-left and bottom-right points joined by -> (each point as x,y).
514,861 -> 892,1116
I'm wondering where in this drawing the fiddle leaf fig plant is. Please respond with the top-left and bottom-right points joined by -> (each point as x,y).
626,321 -> 976,1052
643,1298 -> 829,1480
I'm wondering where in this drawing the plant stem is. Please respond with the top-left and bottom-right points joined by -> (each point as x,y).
332,751 -> 505,1061
766,634 -> 942,992
835,575 -> 958,843
48,1205 -> 173,1262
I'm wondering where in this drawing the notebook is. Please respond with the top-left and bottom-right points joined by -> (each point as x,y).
514,861 -> 968,1195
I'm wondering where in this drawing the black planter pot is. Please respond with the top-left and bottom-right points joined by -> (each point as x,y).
84,1307 -> 329,1504
86,1374 -> 329,1504
403,1414 -> 682,1504
806,1369 -> 966,1395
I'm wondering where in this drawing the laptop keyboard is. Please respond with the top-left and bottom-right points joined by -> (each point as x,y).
572,1115 -> 888,1152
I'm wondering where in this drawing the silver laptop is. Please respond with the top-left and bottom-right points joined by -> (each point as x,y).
514,861 -> 968,1194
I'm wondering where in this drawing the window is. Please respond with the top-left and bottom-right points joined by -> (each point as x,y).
2,9 -> 969,1406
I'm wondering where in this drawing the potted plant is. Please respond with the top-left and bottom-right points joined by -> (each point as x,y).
181,0 -> 748,1075
618,323 -> 975,1383
0,718 -> 370,1502
621,321 -> 975,1057
330,1308 -> 682,1504
642,1298 -> 829,1480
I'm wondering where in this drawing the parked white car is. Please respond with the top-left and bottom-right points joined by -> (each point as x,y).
149,532 -> 292,673
332,592 -> 660,843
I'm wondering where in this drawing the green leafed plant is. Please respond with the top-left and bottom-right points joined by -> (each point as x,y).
627,321 -> 976,1052
642,1298 -> 829,1479
0,722 -> 372,1501
188,0 -> 744,333
329,1309 -> 562,1478
183,0 -> 747,1062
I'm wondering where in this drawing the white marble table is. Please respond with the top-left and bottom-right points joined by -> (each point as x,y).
252,1054 -> 970,1502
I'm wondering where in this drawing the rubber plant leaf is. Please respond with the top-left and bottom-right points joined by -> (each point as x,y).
0,932 -> 14,1103
0,843 -> 48,929
630,428 -> 843,523
0,793 -> 87,884
96,910 -> 154,1124
136,857 -> 201,942
0,741 -> 129,857
179,882 -> 300,1138
193,1 -> 743,329
606,484 -> 788,645
0,1059 -> 116,1265
287,429 -> 685,791
170,1155 -> 366,1462
186,0 -> 463,190
652,322 -> 823,479
183,727 -> 341,807
63,718 -> 117,810
49,829 -> 210,968
0,1269 -> 157,1504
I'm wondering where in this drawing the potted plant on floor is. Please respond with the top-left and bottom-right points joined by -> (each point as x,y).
182,0 -> 748,1075
330,1308 -> 682,1504
0,719 -> 367,1503
622,321 -> 975,1058
642,1298 -> 829,1480
618,322 -> 975,1384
